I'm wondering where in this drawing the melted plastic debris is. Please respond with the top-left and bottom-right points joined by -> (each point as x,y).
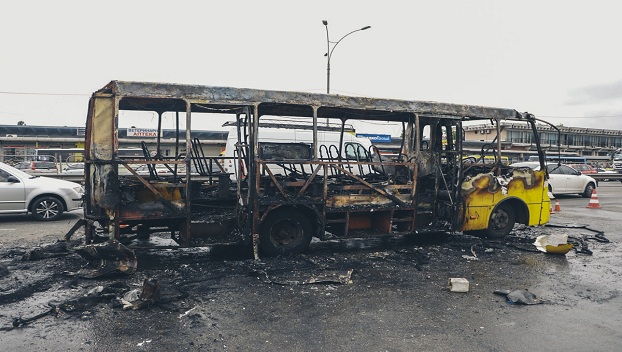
534,234 -> 573,254
494,289 -> 545,305
75,240 -> 137,278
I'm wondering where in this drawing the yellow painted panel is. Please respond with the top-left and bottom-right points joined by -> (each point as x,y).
461,168 -> 550,231
461,206 -> 491,231
91,96 -> 114,160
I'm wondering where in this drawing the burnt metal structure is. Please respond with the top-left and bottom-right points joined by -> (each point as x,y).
83,81 -> 550,256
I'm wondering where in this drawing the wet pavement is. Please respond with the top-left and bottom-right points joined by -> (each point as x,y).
1,184 -> 621,351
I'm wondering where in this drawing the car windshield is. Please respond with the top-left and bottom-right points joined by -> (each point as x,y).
0,162 -> 38,179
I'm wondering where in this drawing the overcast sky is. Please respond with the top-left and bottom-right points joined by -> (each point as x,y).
2,0 -> 622,134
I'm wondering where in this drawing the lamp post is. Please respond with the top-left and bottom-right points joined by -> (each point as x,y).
323,20 -> 371,95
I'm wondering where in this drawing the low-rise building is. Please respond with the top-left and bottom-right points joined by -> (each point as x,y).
464,122 -> 622,164
0,124 -> 227,165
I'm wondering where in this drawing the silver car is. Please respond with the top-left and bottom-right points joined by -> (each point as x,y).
0,162 -> 84,220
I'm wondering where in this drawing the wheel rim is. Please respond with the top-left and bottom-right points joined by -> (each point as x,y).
35,200 -> 60,219
490,208 -> 509,231
269,219 -> 303,247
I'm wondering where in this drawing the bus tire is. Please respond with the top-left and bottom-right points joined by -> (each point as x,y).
485,203 -> 515,238
259,209 -> 313,256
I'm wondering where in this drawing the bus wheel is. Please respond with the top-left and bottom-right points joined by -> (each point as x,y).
260,209 -> 313,256
486,203 -> 515,238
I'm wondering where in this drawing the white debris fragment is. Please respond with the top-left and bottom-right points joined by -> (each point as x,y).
534,234 -> 570,253
448,278 -> 470,292
461,255 -> 479,261
178,306 -> 197,319
85,286 -> 103,296
136,339 -> 152,347
123,289 -> 141,302
121,298 -> 134,310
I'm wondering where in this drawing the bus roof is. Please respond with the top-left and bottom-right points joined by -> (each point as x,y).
94,80 -> 529,123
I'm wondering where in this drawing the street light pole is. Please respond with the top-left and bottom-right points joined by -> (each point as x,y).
323,20 -> 371,95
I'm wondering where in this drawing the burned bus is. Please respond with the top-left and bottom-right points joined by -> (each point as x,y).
82,81 -> 550,256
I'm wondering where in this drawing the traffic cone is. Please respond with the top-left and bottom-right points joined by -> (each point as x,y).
586,189 -> 601,209
554,199 -> 561,212
548,192 -> 555,214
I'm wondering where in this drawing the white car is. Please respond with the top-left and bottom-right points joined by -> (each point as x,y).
62,162 -> 85,174
510,162 -> 597,198
0,162 -> 84,220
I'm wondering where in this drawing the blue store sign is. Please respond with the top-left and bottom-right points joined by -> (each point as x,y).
356,133 -> 392,143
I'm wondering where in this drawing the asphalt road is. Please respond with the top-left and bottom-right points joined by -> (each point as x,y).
0,209 -> 83,248
1,183 -> 621,351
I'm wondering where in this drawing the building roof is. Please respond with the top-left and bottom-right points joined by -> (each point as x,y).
0,125 -> 228,141
464,122 -> 622,136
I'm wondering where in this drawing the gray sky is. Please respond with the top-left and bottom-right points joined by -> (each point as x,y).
2,0 -> 622,134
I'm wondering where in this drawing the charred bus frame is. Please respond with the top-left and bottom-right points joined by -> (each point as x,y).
82,81 -> 550,256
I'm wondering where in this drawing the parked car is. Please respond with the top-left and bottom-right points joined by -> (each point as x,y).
596,167 -> 620,182
13,160 -> 59,174
62,162 -> 85,174
567,163 -> 597,175
510,162 -> 597,197
0,162 -> 83,220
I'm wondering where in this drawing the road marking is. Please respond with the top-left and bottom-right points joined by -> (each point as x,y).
0,229 -> 16,231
